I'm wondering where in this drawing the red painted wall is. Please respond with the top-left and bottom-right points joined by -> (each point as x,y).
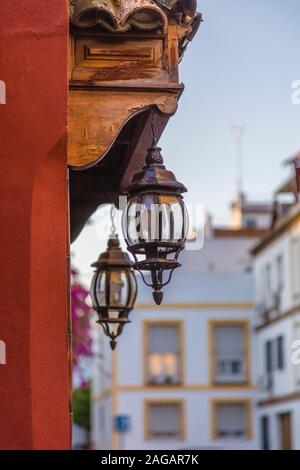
0,1 -> 70,449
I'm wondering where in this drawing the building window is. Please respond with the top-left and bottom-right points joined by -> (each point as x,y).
272,254 -> 284,312
293,322 -> 300,386
260,416 -> 270,450
145,401 -> 184,440
211,321 -> 248,384
276,254 -> 284,291
291,237 -> 300,302
144,322 -> 182,385
244,218 -> 257,228
265,340 -> 273,373
263,263 -> 272,308
212,400 -> 251,440
277,336 -> 284,370
265,336 -> 285,373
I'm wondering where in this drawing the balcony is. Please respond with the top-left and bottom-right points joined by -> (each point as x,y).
257,291 -> 282,326
214,356 -> 246,384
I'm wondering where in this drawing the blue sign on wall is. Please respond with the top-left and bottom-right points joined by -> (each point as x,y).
114,415 -> 131,433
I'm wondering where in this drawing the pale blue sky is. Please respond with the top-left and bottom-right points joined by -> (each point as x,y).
159,0 -> 300,224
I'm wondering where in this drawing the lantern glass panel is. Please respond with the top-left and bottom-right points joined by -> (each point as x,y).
157,196 -> 188,242
90,272 -> 97,307
126,196 -> 140,245
157,195 -> 187,242
94,271 -> 106,307
109,270 -> 127,307
140,194 -> 156,241
90,271 -> 105,308
91,268 -> 137,311
124,193 -> 188,247
128,271 -> 138,305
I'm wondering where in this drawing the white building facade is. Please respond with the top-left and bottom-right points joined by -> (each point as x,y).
91,198 -> 272,450
253,196 -> 300,450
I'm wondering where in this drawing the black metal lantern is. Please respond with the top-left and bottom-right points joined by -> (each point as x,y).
122,143 -> 188,305
90,231 -> 137,350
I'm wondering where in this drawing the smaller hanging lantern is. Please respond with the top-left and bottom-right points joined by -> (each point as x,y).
122,111 -> 189,305
90,207 -> 137,350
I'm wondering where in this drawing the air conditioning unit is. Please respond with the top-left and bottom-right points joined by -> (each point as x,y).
257,303 -> 265,315
273,290 -> 281,312
257,303 -> 268,324
258,373 -> 273,392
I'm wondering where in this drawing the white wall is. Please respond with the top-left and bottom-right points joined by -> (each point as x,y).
117,389 -> 257,451
92,233 -> 260,450
254,219 -> 300,318
93,304 -> 258,450
117,306 -> 256,388
253,214 -> 300,450
182,236 -> 257,273
256,313 -> 300,399
256,401 -> 300,450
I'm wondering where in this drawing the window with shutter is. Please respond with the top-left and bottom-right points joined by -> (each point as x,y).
263,263 -> 272,308
265,336 -> 285,373
214,402 -> 249,439
260,416 -> 270,450
291,238 -> 300,302
293,322 -> 300,386
276,254 -> 284,291
146,402 -> 183,439
265,340 -> 273,373
213,323 -> 246,383
145,323 -> 181,384
277,336 -> 284,370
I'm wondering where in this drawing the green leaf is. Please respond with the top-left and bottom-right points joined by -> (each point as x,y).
73,386 -> 91,431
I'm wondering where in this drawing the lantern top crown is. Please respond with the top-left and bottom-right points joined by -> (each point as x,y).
124,145 -> 187,195
91,235 -> 133,269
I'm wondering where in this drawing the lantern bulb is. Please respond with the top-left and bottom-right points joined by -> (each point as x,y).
153,290 -> 163,305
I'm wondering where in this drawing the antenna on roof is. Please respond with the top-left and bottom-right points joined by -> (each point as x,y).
231,122 -> 244,196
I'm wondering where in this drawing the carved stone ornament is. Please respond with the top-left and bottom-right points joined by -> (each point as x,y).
69,0 -> 198,32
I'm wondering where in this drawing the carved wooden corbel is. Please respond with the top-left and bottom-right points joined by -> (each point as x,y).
68,90 -> 181,168
68,0 -> 201,168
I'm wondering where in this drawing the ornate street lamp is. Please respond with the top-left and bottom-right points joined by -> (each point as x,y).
90,207 -> 137,350
122,112 -> 189,305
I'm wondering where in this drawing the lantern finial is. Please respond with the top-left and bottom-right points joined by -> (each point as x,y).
153,290 -> 163,305
145,145 -> 164,166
